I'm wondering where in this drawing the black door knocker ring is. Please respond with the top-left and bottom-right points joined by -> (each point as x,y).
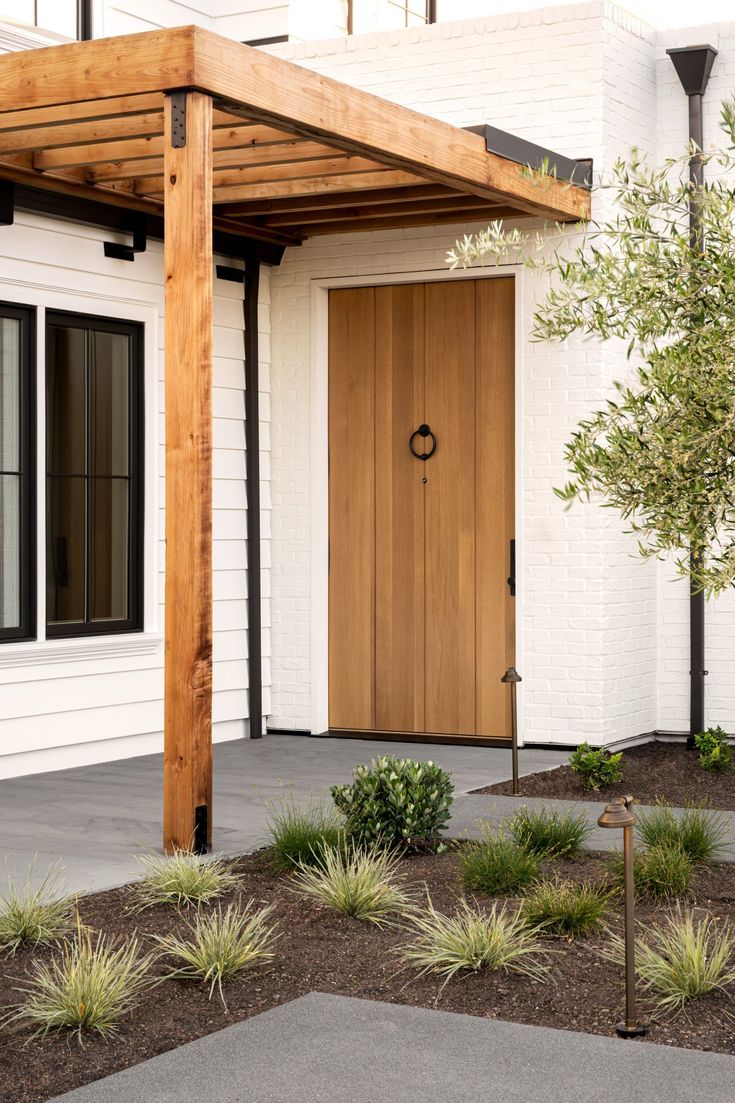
409,424 -> 437,461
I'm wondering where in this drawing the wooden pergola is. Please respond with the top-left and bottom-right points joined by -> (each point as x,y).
0,25 -> 591,853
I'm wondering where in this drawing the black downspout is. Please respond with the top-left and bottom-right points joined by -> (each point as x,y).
667,45 -> 718,744
243,252 -> 263,739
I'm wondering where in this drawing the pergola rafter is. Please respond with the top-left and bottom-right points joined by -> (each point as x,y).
0,25 -> 591,853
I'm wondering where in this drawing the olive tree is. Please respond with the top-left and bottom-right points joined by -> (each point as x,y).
448,102 -> 735,595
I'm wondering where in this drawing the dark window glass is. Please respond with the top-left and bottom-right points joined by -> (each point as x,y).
46,313 -> 142,637
0,304 -> 34,642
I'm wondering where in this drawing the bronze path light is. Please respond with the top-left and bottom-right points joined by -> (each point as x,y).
597,796 -> 646,1038
501,667 -> 521,795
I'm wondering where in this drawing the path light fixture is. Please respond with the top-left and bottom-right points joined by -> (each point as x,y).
501,667 -> 522,795
597,796 -> 646,1039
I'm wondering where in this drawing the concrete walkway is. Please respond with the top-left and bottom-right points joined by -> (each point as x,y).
0,735 -> 566,894
47,992 -> 735,1103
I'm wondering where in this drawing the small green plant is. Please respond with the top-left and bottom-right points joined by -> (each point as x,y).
460,831 -> 540,897
0,866 -> 76,954
134,849 -> 240,909
508,805 -> 592,859
401,897 -> 551,987
331,756 -> 453,851
154,900 -> 278,1008
636,804 -> 729,866
609,843 -> 693,899
265,796 -> 344,871
602,908 -> 735,1013
521,878 -> 610,938
569,743 -> 623,791
694,726 -> 733,774
6,921 -> 153,1040
291,844 -> 411,924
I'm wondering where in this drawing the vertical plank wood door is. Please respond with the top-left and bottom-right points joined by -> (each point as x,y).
328,277 -> 515,740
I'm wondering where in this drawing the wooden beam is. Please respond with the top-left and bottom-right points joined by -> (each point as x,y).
2,113 -> 164,156
139,154 -> 390,197
163,90 -> 214,855
0,92 -> 163,135
83,138 -> 344,183
290,206 -> 519,236
262,196 -> 517,227
193,28 -> 590,221
208,170 -> 425,205
216,184 -> 453,217
35,122 -> 299,171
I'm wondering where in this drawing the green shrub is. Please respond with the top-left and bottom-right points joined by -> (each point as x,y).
265,796 -> 344,871
569,742 -> 623,791
609,843 -> 693,899
401,897 -> 551,985
134,849 -> 240,909
291,844 -> 410,924
636,804 -> 729,866
508,805 -> 592,859
460,832 -> 540,897
331,756 -> 453,850
602,908 -> 735,1013
521,878 -> 610,938
154,900 -> 278,1008
694,726 -> 733,774
7,922 -> 153,1040
0,867 -> 76,955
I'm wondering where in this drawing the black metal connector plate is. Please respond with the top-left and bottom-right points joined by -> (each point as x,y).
170,91 -> 187,148
103,214 -> 147,262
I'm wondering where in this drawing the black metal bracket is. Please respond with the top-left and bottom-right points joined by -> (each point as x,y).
194,804 -> 209,854
508,538 -> 516,597
170,91 -> 187,149
464,123 -> 593,190
0,180 -> 14,226
216,264 -> 246,283
103,214 -> 147,262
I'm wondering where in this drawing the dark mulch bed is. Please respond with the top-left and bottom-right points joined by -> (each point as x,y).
476,741 -> 735,808
3,847 -> 735,1103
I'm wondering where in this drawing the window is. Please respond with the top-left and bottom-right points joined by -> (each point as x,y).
0,1 -> 91,40
46,313 -> 143,638
386,0 -> 434,27
347,1 -> 436,34
0,304 -> 34,642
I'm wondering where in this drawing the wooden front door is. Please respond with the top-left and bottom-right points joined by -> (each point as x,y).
328,278 -> 515,741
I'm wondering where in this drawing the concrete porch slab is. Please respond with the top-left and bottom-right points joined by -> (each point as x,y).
47,991 -> 735,1103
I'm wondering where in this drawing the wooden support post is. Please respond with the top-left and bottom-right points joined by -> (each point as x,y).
163,90 -> 214,853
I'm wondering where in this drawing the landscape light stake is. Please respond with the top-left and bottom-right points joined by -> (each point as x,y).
501,667 -> 522,795
597,796 -> 646,1038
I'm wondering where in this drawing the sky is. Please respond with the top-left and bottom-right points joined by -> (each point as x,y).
443,0 -> 735,28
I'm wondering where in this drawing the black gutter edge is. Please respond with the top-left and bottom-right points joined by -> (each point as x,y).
666,44 -> 718,97
7,180 -> 286,266
464,124 -> 593,190
242,34 -> 290,47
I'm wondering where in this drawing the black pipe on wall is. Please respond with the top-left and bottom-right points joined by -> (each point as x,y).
666,44 -> 718,742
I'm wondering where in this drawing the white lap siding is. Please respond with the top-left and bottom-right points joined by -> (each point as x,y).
0,212 -> 269,778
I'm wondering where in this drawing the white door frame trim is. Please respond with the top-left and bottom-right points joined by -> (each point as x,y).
309,264 -> 525,743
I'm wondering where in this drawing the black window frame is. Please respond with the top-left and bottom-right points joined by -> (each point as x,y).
347,0 -> 436,33
45,310 -> 144,640
1,1 -> 92,41
0,302 -> 35,644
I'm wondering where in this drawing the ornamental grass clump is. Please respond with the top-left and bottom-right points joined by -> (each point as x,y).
7,922 -> 153,1040
508,805 -> 592,860
154,900 -> 278,1008
331,756 -> 453,851
602,908 -> 735,1014
291,844 -> 411,924
264,796 -> 344,872
0,866 -> 76,955
609,843 -> 693,900
134,849 -> 240,910
460,831 -> 540,897
521,878 -> 610,938
636,804 -> 730,866
401,897 -> 551,987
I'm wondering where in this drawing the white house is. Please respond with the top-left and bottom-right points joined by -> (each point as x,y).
0,0 -> 732,789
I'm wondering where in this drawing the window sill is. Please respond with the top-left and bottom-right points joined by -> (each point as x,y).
0,634 -> 163,669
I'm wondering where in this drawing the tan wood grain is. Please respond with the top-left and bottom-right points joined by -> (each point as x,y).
163,91 -> 214,853
424,281 -> 477,736
261,196 -> 511,227
209,170 -> 425,205
328,288 -> 376,730
287,206 -> 514,236
475,277 -> 515,739
0,92 -> 163,135
215,185 -> 453,218
374,284 -> 426,733
138,154 -> 389,195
